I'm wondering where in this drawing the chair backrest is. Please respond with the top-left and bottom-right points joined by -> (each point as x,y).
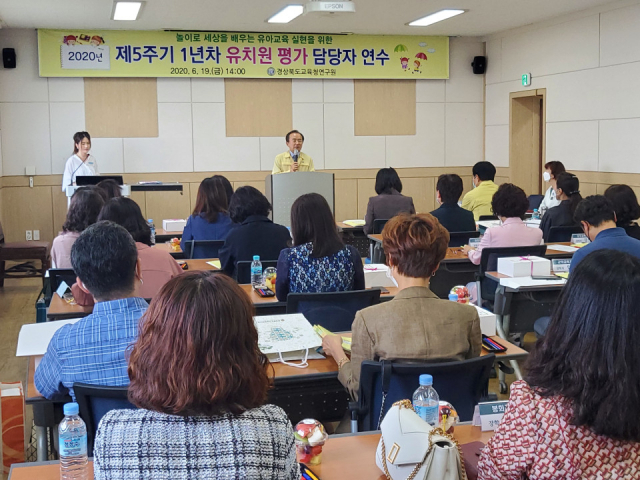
236,260 -> 278,284
183,240 -> 225,259
528,195 -> 544,211
547,225 -> 583,243
448,231 -> 480,248
73,383 -> 136,456
49,268 -> 77,293
478,215 -> 498,221
286,289 -> 381,332
372,219 -> 389,235
357,355 -> 495,431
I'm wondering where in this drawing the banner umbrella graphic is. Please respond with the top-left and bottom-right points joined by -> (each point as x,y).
415,52 -> 427,60
394,44 -> 408,53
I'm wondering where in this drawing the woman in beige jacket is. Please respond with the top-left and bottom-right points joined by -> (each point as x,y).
322,213 -> 482,400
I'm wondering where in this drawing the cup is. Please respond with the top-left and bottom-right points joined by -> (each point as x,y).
294,419 -> 328,465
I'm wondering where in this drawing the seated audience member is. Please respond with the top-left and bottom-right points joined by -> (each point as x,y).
539,160 -> 565,214
96,178 -> 122,201
604,184 -> 640,240
181,176 -> 234,255
212,174 -> 234,204
94,272 -> 298,480
463,184 -> 543,265
276,193 -> 364,301
35,222 -> 147,400
461,161 -> 499,220
539,172 -> 582,242
322,214 -> 481,400
363,167 -> 415,234
478,250 -> 640,479
219,186 -> 291,278
51,187 -> 104,268
570,195 -> 640,272
430,174 -> 476,233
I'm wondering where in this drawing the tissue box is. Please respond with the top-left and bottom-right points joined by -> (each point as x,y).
162,219 -> 186,231
473,305 -> 496,336
364,264 -> 396,288
497,256 -> 550,277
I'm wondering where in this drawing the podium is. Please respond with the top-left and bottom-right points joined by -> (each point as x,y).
265,172 -> 335,227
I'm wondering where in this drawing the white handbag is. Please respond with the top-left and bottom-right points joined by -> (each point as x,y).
375,400 -> 467,480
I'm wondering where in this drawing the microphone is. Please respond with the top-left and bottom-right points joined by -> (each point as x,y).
292,149 -> 299,162
69,157 -> 85,186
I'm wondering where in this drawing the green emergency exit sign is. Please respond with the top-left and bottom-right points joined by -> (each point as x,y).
522,73 -> 532,87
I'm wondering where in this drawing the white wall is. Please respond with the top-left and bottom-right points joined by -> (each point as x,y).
0,30 -> 485,176
485,0 -> 640,173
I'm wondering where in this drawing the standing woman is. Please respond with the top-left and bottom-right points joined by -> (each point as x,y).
62,132 -> 99,192
539,161 -> 565,215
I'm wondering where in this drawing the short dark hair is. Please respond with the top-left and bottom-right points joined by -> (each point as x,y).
96,179 -> 122,201
574,195 -> 616,227
375,167 -> 403,195
472,161 -> 496,182
211,175 -> 234,204
285,130 -> 304,142
128,272 -> 270,416
291,193 -> 343,258
98,197 -> 152,246
436,174 -> 464,204
555,172 -> 582,215
72,131 -> 90,154
604,184 -> 640,227
62,187 -> 105,233
229,186 -> 271,223
544,161 -> 566,178
526,249 -> 640,441
70,221 -> 138,301
193,177 -> 228,223
491,183 -> 529,219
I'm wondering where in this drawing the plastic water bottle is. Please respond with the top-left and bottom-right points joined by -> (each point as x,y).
148,219 -> 156,245
59,402 -> 88,480
532,209 -> 540,220
413,374 -> 440,426
251,255 -> 262,286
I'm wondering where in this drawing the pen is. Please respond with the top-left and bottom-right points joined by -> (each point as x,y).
300,464 -> 321,480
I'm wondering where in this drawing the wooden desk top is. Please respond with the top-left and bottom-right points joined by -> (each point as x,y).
8,426 -> 492,480
152,242 -> 182,254
337,221 -> 365,231
238,284 -> 399,305
155,228 -> 183,237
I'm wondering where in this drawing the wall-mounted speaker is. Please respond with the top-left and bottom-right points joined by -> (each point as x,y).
2,48 -> 16,69
471,56 -> 486,75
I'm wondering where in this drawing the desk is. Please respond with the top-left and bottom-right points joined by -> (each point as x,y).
9,425 -> 492,480
151,242 -> 182,258
337,222 -> 368,257
155,228 -> 183,243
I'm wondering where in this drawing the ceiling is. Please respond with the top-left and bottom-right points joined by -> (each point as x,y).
0,0 -> 617,36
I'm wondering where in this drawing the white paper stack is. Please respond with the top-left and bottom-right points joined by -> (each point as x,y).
497,256 -> 550,277
364,264 -> 397,288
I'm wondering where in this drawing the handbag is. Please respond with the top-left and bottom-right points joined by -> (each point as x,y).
376,399 -> 467,480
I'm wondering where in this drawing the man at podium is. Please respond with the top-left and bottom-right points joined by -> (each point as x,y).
272,130 -> 316,174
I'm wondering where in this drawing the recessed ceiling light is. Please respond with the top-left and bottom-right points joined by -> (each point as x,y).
113,2 -> 143,21
408,9 -> 465,27
267,5 -> 304,23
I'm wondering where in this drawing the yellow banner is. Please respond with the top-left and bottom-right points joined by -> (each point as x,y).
38,29 -> 449,79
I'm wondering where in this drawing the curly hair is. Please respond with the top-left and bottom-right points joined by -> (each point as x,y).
491,183 -> 529,219
62,187 -> 104,233
127,272 -> 271,416
604,184 -> 640,227
382,213 -> 449,278
229,186 -> 271,224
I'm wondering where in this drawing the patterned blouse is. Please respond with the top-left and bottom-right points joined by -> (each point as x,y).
94,404 -> 299,480
275,242 -> 365,301
478,381 -> 640,480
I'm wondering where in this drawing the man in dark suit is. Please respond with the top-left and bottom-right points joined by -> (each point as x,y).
430,174 -> 477,233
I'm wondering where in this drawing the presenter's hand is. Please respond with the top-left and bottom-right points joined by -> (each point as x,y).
292,162 -> 299,172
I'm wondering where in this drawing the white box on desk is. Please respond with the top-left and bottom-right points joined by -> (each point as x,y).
497,256 -> 550,277
162,219 -> 186,231
472,305 -> 497,336
364,264 -> 396,288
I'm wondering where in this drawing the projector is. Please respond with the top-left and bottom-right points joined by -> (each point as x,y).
304,1 -> 356,14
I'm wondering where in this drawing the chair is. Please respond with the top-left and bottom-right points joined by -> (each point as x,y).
183,239 -> 225,259
351,355 -> 495,432
0,221 -> 50,287
286,289 -> 381,332
478,215 -> 498,221
528,194 -> 544,211
73,383 -> 136,456
49,268 -> 77,294
448,231 -> 480,248
547,225 -> 583,243
236,260 -> 278,284
372,219 -> 389,235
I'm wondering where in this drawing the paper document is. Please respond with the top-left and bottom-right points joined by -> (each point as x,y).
499,277 -> 566,290
342,219 -> 365,227
555,272 -> 569,279
313,325 -> 352,352
255,314 -> 322,355
267,350 -> 325,363
547,245 -> 579,253
207,260 -> 221,268
16,318 -> 81,357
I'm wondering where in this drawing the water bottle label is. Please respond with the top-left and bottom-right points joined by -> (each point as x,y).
60,434 -> 87,457
414,405 -> 438,425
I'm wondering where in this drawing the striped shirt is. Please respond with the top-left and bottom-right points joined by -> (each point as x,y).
34,297 -> 147,400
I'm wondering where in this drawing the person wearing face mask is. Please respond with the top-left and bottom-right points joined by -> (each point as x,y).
570,195 -> 640,272
272,130 -> 315,174
539,172 -> 582,242
461,161 -> 499,220
321,213 -> 481,400
539,161 -> 566,215
62,131 -> 99,191
430,174 -> 476,233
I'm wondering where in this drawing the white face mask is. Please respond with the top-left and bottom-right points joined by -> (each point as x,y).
543,171 -> 551,182
385,266 -> 399,287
